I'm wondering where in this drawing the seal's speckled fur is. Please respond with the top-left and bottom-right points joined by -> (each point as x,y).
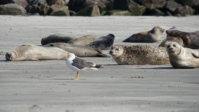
109,44 -> 170,65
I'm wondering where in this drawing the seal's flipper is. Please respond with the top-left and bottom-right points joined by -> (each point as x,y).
94,48 -> 110,57
191,50 -> 199,58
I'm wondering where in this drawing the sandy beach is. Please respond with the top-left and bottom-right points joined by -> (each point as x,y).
0,15 -> 199,112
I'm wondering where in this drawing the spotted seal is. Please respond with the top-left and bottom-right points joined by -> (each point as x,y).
109,44 -> 170,65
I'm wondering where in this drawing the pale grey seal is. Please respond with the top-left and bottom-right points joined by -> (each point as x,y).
5,44 -> 69,61
166,42 -> 199,68
43,42 -> 109,57
68,34 -> 100,46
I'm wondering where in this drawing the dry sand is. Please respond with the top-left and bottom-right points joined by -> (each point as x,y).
0,15 -> 199,112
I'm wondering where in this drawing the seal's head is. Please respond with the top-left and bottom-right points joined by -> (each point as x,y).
151,26 -> 165,35
109,45 -> 124,58
166,42 -> 181,56
5,51 -> 17,61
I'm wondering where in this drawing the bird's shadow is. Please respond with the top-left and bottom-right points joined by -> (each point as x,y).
103,64 -> 174,69
52,78 -> 87,81
103,64 -> 121,66
0,60 -> 7,62
138,66 -> 174,69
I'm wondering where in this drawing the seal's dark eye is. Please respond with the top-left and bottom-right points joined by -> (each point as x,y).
173,44 -> 176,47
115,48 -> 119,51
167,45 -> 170,49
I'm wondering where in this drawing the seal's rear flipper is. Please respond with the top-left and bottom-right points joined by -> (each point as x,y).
94,48 -> 110,57
5,53 -> 11,61
123,38 -> 129,42
97,53 -> 110,57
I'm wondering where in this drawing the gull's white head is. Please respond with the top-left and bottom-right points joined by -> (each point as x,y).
68,53 -> 76,60
64,53 -> 76,60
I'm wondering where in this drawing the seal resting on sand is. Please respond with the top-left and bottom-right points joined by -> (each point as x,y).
68,34 -> 100,46
165,30 -> 199,49
159,36 -> 184,48
166,42 -> 199,68
43,42 -> 109,57
123,26 -> 164,43
5,44 -> 69,61
109,44 -> 170,65
41,34 -> 76,45
87,34 -> 115,50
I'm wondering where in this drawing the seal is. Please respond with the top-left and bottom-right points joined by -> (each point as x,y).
165,30 -> 199,49
41,34 -> 76,45
159,36 -> 184,47
87,34 -> 115,50
166,42 -> 199,68
43,42 -> 109,57
5,44 -> 69,61
68,34 -> 100,46
123,26 -> 165,43
109,44 -> 170,65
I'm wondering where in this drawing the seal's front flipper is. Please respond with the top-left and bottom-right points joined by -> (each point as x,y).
191,50 -> 199,58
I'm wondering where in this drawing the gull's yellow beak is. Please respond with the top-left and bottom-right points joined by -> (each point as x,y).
64,55 -> 68,59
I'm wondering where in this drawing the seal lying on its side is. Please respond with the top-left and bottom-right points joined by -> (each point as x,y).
87,34 -> 115,50
165,30 -> 199,49
166,42 -> 199,68
68,34 -> 100,46
41,34 -> 76,45
43,42 -> 109,57
109,44 -> 170,65
123,26 -> 165,43
5,44 -> 69,61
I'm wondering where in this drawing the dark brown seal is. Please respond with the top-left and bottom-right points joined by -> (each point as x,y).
41,34 -> 76,45
123,26 -> 164,43
109,44 -> 170,65
165,30 -> 199,49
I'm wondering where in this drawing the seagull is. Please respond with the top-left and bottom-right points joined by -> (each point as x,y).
64,53 -> 102,80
